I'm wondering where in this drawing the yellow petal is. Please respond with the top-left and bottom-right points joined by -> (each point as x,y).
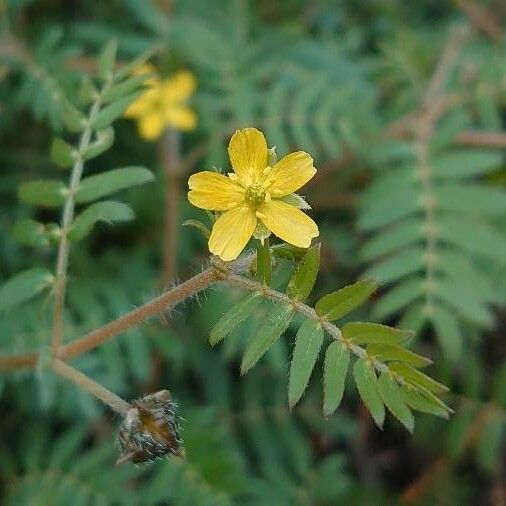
265,151 -> 316,197
228,128 -> 268,186
138,110 -> 164,141
162,70 -> 196,102
124,88 -> 158,118
165,105 -> 197,131
209,206 -> 257,261
188,171 -> 245,210
258,200 -> 319,248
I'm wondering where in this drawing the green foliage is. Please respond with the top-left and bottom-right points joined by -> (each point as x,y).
360,38 -> 506,361
0,268 -> 54,312
323,341 -> 350,417
1,2 -> 505,504
288,319 -> 324,408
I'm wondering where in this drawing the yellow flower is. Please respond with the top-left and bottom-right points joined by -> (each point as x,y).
188,128 -> 319,261
124,64 -> 197,141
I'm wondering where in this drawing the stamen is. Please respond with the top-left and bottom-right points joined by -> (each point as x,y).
264,193 -> 271,203
255,211 -> 266,219
228,173 -> 238,181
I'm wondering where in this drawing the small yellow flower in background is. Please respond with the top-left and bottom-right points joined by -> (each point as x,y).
124,64 -> 197,141
188,128 -> 319,261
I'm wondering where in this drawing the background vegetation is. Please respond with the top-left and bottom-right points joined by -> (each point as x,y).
0,0 -> 505,504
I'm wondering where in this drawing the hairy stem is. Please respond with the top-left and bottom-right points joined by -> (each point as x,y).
0,352 -> 38,371
59,267 -> 220,360
51,79 -> 113,356
53,358 -> 130,415
221,273 -> 402,377
0,255 -> 255,372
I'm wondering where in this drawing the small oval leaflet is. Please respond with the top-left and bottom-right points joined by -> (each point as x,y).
353,358 -> 385,428
323,341 -> 350,417
288,319 -> 324,408
68,201 -> 135,241
241,303 -> 294,375
75,167 -> 155,204
378,372 -> 414,432
18,180 -> 67,208
286,243 -> 320,301
315,279 -> 377,321
0,268 -> 55,312
209,293 -> 263,346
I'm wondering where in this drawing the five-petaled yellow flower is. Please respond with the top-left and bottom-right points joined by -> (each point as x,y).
124,64 -> 197,141
188,128 -> 319,261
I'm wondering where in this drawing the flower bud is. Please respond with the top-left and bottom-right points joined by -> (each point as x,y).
117,390 -> 184,465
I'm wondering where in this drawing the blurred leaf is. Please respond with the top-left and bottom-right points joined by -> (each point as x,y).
83,127 -> 115,160
315,280 -> 377,321
92,91 -> 143,130
62,98 -> 86,132
323,341 -> 350,416
75,167 -> 155,203
430,306 -> 463,362
51,137 -> 75,169
0,268 -> 54,311
11,219 -> 49,247
98,39 -> 118,80
353,358 -> 385,428
241,303 -> 294,374
18,180 -> 67,208
434,183 -> 506,216
288,319 -> 324,408
432,150 -> 503,179
68,201 -> 134,241
475,415 -> 505,472
286,243 -> 320,301
103,74 -> 150,103
209,293 -> 263,346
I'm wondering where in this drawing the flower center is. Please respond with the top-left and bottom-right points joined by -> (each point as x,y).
245,183 -> 267,208
245,183 -> 271,210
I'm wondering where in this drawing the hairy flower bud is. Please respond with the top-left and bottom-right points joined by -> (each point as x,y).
117,390 -> 184,465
